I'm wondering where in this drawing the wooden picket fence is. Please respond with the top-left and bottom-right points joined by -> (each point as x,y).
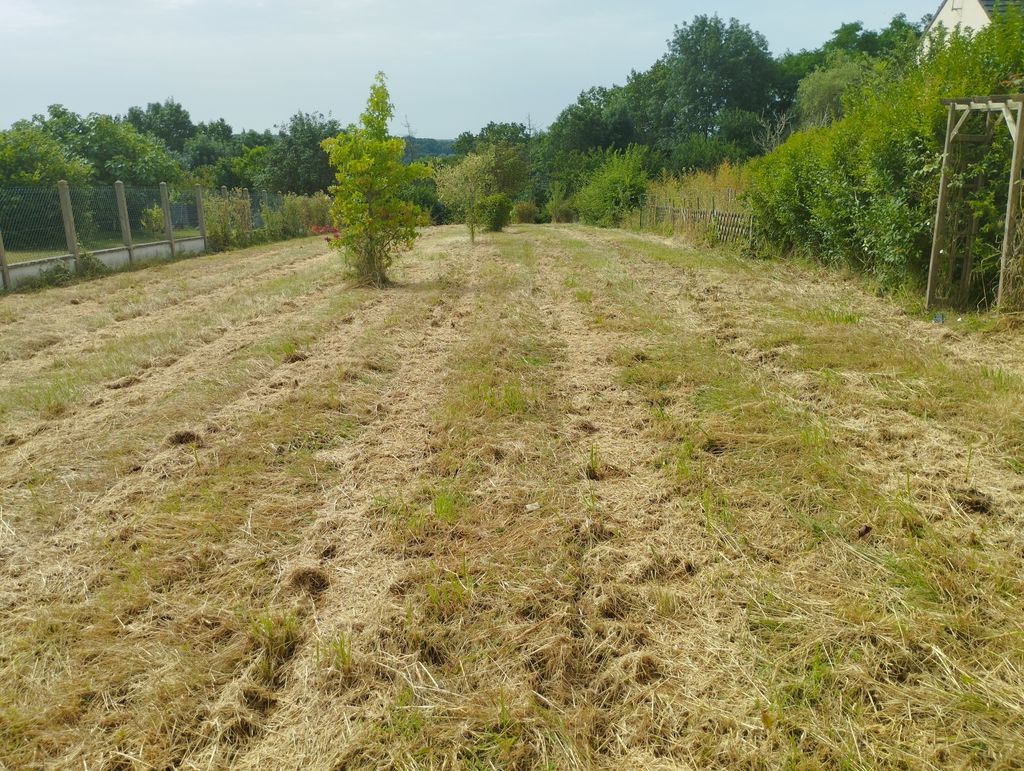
640,201 -> 754,245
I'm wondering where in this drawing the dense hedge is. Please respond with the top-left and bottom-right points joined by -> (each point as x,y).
748,11 -> 1024,291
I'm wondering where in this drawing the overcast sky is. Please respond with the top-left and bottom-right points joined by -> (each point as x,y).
2,0 -> 940,138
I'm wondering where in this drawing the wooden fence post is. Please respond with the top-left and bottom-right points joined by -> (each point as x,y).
57,180 -> 80,268
195,186 -> 207,243
159,182 -> 176,257
114,181 -> 134,264
0,226 -> 11,291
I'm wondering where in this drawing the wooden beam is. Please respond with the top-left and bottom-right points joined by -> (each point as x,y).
942,95 -> 1024,107
950,107 -> 973,140
1002,103 -> 1019,144
927,104 -> 958,310
997,103 -> 1024,308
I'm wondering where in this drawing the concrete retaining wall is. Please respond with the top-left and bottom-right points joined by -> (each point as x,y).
5,237 -> 206,290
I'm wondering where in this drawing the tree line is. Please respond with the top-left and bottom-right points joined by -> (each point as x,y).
428,13 -> 926,228
0,100 -> 453,193
1,12 -> 922,201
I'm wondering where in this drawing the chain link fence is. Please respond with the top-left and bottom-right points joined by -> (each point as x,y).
0,187 -> 67,264
69,185 -> 124,254
0,182 -> 333,290
170,187 -> 200,238
124,187 -> 164,244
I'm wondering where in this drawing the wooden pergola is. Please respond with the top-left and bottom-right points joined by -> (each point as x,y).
926,94 -> 1024,310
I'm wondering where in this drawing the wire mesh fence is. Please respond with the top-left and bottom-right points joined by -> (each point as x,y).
0,187 -> 68,264
123,187 -> 165,244
1,182 -> 334,290
249,189 -> 265,230
69,185 -> 124,253
170,187 -> 200,238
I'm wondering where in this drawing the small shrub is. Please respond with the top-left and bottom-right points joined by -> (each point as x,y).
262,193 -> 331,241
434,152 -> 493,242
76,250 -> 109,279
204,190 -> 254,252
477,194 -> 513,232
139,204 -> 164,235
513,200 -> 538,224
546,183 -> 575,223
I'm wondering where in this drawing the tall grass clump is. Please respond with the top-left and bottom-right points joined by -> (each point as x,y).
647,160 -> 750,212
748,10 -> 1024,293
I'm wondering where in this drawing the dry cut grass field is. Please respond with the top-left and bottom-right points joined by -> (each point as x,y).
1,226 -> 1023,769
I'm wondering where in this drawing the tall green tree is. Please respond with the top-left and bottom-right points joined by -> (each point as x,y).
321,73 -> 429,285
0,125 -> 91,186
663,15 -> 778,139
27,105 -> 180,186
124,98 -> 196,153
264,112 -> 341,195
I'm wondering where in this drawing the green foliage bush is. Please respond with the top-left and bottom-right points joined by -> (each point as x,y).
263,192 -> 332,240
435,152 -> 493,241
574,146 -> 649,227
206,190 -> 330,251
748,10 -> 1024,292
139,204 -> 165,236
204,191 -> 254,252
513,200 -> 539,224
546,183 -> 575,223
0,126 -> 91,186
477,194 -> 513,232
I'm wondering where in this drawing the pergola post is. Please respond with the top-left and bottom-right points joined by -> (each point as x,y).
997,102 -> 1024,308
926,104 -> 957,310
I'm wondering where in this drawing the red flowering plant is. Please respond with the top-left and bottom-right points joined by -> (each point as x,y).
311,224 -> 341,245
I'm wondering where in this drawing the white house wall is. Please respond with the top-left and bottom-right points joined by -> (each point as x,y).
928,0 -> 992,39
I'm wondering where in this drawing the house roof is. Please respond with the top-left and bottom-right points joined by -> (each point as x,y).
981,0 -> 1024,14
